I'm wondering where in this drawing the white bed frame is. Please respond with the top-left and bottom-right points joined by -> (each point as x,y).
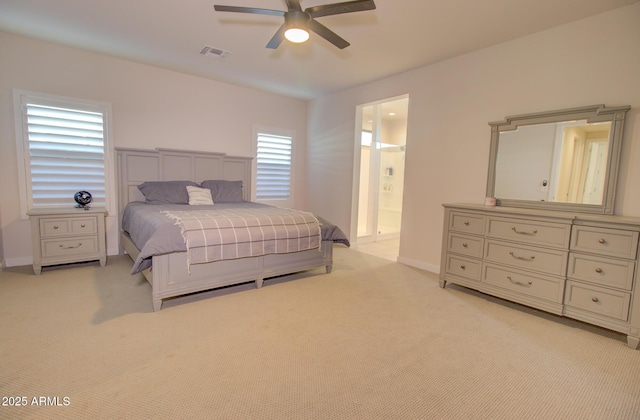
116,147 -> 333,311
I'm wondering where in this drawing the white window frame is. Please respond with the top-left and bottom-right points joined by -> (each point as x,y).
13,89 -> 116,218
253,126 -> 295,208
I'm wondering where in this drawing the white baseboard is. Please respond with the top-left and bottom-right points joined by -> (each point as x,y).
4,256 -> 33,268
397,256 -> 439,275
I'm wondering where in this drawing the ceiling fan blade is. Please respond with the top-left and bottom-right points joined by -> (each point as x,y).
284,0 -> 303,12
214,5 -> 285,17
307,19 -> 350,49
305,0 -> 375,18
266,24 -> 286,49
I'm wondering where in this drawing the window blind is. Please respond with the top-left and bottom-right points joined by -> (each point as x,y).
256,133 -> 292,201
26,103 -> 106,208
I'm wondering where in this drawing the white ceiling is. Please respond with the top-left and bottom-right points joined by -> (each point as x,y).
1,0 -> 638,100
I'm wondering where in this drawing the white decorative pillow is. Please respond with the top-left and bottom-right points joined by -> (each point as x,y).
186,186 -> 214,205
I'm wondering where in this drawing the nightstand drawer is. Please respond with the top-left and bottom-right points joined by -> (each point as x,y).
40,219 -> 71,237
71,217 -> 97,234
568,254 -> 635,290
41,236 -> 99,258
41,217 -> 97,237
483,263 -> 564,303
449,211 -> 485,235
565,281 -> 631,321
571,225 -> 639,259
445,254 -> 481,281
447,233 -> 484,258
486,216 -> 570,248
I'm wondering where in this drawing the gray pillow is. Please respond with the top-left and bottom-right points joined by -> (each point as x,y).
138,181 -> 199,204
200,180 -> 244,203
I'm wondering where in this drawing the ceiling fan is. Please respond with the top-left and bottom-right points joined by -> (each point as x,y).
213,0 -> 376,49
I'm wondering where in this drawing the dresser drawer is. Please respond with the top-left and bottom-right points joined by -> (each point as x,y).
571,225 -> 639,259
483,263 -> 564,303
445,254 -> 481,281
484,239 -> 568,276
41,236 -> 99,258
447,233 -> 484,258
449,211 -> 485,235
486,216 -> 570,248
568,254 -> 635,290
564,281 -> 631,321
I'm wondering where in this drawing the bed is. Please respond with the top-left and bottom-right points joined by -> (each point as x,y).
116,147 -> 349,311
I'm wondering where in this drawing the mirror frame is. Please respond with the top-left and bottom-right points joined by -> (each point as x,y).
486,104 -> 630,214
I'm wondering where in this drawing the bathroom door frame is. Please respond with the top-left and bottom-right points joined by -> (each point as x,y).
350,94 -> 409,245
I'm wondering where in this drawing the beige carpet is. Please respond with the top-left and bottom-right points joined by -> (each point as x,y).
1,247 -> 639,420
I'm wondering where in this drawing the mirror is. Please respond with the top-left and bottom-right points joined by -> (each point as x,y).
486,105 -> 630,214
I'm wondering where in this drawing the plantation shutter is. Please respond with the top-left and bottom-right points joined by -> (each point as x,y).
256,132 -> 292,201
25,103 -> 106,208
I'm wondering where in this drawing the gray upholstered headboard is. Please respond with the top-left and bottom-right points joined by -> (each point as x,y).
115,147 -> 253,217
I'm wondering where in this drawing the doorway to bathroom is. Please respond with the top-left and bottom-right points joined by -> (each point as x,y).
352,95 -> 408,260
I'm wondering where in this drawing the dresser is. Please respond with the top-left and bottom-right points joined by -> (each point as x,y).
440,204 -> 640,349
28,207 -> 107,275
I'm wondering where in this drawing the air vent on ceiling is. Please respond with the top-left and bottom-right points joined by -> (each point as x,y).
200,46 -> 230,59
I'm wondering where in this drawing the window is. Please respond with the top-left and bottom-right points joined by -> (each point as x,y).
14,90 -> 113,214
255,129 -> 293,207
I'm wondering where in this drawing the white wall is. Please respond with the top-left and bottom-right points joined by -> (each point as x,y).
0,32 -> 308,267
307,4 -> 640,272
0,207 -> 4,269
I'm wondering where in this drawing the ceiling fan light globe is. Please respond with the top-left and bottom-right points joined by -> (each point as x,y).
284,27 -> 310,43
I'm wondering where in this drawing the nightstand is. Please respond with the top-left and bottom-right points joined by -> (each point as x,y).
28,207 -> 107,275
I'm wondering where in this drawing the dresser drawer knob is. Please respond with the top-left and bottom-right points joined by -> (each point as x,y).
464,221 -> 470,226
462,243 -> 468,248
598,238 -> 606,244
81,224 -> 86,228
53,225 -> 59,230
511,227 -> 538,236
592,297 -> 599,303
595,268 -> 603,273
509,251 -> 536,261
507,276 -> 532,287
460,264 -> 466,270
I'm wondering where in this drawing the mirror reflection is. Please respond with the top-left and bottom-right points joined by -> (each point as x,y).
495,120 -> 611,205
487,104 -> 630,214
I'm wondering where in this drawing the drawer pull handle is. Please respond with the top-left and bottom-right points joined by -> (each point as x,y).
595,268 -> 603,273
592,297 -> 599,303
53,225 -> 59,230
462,243 -> 468,248
509,252 -> 535,261
512,227 -> 537,236
464,221 -> 470,226
507,276 -> 532,287
598,238 -> 606,244
460,264 -> 466,270
81,224 -> 86,228
60,243 -> 82,249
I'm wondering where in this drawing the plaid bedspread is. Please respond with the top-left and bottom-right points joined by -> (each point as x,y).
162,207 -> 321,268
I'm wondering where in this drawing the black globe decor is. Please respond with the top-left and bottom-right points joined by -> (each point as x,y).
74,191 -> 92,209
